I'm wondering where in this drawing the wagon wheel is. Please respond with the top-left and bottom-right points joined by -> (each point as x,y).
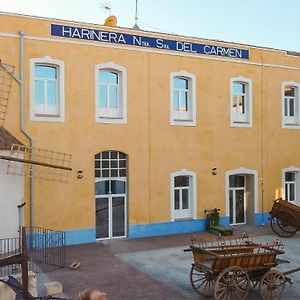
190,263 -> 214,297
259,270 -> 286,300
270,211 -> 297,237
214,266 -> 250,300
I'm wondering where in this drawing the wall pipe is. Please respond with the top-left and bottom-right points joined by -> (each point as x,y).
19,31 -> 34,228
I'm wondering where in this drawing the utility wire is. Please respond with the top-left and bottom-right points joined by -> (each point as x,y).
137,18 -> 173,34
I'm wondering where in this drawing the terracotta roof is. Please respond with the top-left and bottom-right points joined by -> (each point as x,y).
0,127 -> 22,150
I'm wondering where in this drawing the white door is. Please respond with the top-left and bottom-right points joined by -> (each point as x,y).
0,151 -> 24,239
229,175 -> 246,225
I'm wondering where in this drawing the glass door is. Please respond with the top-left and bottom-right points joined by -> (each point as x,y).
229,175 -> 246,225
95,179 -> 126,239
95,197 -> 109,239
112,197 -> 125,237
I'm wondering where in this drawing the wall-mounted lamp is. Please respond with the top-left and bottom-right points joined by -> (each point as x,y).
212,167 -> 217,176
77,170 -> 83,179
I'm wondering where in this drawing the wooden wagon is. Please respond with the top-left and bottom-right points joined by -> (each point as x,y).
184,234 -> 297,300
270,198 -> 300,237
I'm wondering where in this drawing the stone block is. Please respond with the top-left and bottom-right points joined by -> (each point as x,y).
43,281 -> 63,296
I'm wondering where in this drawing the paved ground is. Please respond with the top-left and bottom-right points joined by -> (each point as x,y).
41,225 -> 300,300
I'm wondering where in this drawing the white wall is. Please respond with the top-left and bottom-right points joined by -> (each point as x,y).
0,150 -> 24,239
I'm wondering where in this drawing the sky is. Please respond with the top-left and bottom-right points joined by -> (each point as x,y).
0,0 -> 299,52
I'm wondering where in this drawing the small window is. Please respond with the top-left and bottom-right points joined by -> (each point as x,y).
95,62 -> 127,124
282,83 -> 300,128
230,77 -> 252,127
170,170 -> 197,221
284,171 -> 296,202
30,58 -> 65,122
170,71 -> 196,126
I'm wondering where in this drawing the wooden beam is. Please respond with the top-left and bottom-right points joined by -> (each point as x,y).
21,227 -> 29,298
0,155 -> 72,171
0,253 -> 23,267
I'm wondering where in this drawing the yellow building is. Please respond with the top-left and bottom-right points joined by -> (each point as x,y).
1,12 -> 300,244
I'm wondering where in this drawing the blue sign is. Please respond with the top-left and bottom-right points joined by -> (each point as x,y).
51,24 -> 249,60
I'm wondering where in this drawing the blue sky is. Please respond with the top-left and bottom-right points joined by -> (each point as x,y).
0,0 -> 299,52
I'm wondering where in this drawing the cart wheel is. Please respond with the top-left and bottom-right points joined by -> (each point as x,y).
190,263 -> 214,297
259,270 -> 286,300
214,266 -> 250,300
270,211 -> 297,237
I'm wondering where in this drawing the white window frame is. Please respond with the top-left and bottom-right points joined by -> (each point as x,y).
282,167 -> 300,205
170,70 -> 196,126
282,81 -> 300,129
230,76 -> 252,128
30,57 -> 65,122
95,62 -> 127,124
170,169 -> 197,221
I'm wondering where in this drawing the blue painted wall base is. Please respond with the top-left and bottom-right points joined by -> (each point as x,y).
255,212 -> 270,226
128,213 -> 269,239
65,228 -> 95,245
62,213 -> 270,244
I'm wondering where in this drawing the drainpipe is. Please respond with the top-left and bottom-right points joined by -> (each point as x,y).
19,31 -> 34,229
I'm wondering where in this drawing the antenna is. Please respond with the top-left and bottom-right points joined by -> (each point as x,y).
133,0 -> 140,30
100,2 -> 112,16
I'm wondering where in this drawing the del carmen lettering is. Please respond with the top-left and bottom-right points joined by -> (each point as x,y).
51,24 -> 249,60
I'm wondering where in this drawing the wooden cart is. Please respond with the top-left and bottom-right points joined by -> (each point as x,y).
270,198 -> 300,237
184,234 -> 300,300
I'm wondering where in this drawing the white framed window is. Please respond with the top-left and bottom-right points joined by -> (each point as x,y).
285,172 -> 296,202
170,71 -> 196,126
282,82 -> 300,129
30,57 -> 65,122
230,76 -> 252,127
95,62 -> 127,124
170,169 -> 197,221
282,167 -> 300,204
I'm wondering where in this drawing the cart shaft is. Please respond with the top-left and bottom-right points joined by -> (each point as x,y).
284,266 -> 300,276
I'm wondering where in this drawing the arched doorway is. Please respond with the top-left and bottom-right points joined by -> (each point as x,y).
95,150 -> 127,239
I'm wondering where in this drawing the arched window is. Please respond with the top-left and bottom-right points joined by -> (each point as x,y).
30,57 -> 65,122
95,150 -> 127,178
170,71 -> 196,126
230,76 -> 252,127
95,62 -> 127,124
170,169 -> 197,221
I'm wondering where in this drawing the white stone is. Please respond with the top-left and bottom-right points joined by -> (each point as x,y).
43,281 -> 63,296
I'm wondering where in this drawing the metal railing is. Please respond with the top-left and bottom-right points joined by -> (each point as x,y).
0,236 -> 21,277
0,227 -> 66,277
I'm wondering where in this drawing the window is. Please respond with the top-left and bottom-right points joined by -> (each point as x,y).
284,172 -> 296,202
283,167 -> 300,204
282,82 -> 300,128
170,71 -> 196,126
230,76 -> 252,127
95,150 -> 127,178
30,57 -> 64,122
95,62 -> 127,124
170,170 -> 197,221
